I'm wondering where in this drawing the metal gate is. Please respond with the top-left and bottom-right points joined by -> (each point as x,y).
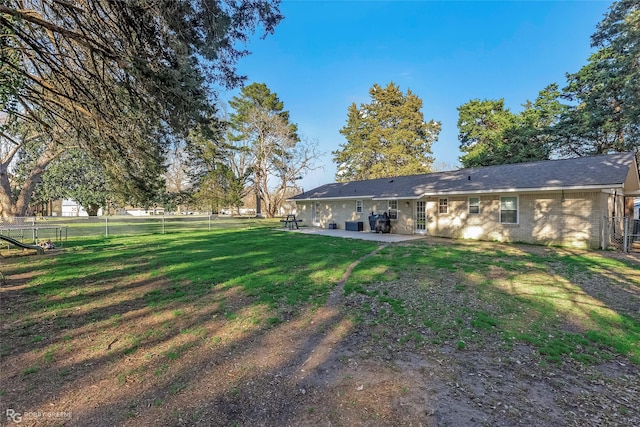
630,218 -> 640,252
602,217 -> 640,252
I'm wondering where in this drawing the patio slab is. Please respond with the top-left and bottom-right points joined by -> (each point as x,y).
282,227 -> 427,243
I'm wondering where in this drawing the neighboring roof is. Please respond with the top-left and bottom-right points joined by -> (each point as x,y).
292,152 -> 638,201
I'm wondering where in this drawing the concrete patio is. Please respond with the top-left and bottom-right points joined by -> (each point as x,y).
281,227 -> 427,243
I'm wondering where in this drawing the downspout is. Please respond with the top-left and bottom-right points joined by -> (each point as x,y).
612,190 -> 617,236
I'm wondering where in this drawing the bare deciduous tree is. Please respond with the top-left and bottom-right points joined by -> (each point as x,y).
245,108 -> 319,217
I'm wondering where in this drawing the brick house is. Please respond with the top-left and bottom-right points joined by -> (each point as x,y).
290,152 -> 640,249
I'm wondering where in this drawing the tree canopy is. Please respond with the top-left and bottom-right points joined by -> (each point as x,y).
457,85 -> 563,168
225,82 -> 317,217
456,0 -> 639,167
552,0 -> 639,157
32,149 -> 110,216
457,99 -> 515,168
333,82 -> 440,181
0,0 -> 282,217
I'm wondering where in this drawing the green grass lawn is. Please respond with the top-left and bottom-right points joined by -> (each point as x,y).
4,218 -> 378,313
2,221 -> 639,425
2,220 -> 639,383
345,242 -> 640,364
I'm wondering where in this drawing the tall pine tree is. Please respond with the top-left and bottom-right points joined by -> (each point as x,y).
333,82 -> 440,181
552,0 -> 639,157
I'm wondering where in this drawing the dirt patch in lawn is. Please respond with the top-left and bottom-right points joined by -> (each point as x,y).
1,243 -> 639,426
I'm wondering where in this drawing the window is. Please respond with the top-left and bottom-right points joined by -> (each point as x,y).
469,197 -> 480,214
500,196 -> 518,224
416,200 -> 426,231
355,200 -> 363,213
388,200 -> 398,220
438,198 -> 448,214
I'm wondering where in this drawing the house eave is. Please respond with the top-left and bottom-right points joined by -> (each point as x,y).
290,184 -> 624,202
418,184 -> 624,197
371,195 -> 422,201
288,195 -> 376,202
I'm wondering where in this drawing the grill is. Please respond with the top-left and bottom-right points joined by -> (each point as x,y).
368,213 -> 391,233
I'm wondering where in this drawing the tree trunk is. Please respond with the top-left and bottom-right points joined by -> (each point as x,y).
0,172 -> 16,218
255,192 -> 262,217
86,203 -> 100,216
0,141 -> 62,218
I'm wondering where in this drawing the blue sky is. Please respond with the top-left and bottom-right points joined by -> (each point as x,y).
222,0 -> 615,190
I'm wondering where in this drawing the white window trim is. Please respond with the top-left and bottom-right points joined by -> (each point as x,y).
388,200 -> 398,220
355,200 -> 363,214
468,197 -> 480,214
438,198 -> 448,214
500,195 -> 519,224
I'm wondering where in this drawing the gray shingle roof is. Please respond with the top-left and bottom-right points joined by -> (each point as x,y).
292,152 -> 637,200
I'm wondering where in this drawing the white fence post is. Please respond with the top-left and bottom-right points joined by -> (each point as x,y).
623,217 -> 629,253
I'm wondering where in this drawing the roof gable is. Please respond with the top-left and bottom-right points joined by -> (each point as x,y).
292,152 -> 638,200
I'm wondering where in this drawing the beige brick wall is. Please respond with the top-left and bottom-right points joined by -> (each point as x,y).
295,200 -> 371,230
294,190 -> 612,249
295,199 -> 415,233
424,191 -> 608,249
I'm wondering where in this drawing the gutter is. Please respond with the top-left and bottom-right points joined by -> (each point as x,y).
417,184 -> 625,198
287,195 -> 376,202
290,184 -> 624,201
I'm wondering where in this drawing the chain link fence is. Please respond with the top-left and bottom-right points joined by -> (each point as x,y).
602,216 -> 640,252
0,214 -> 255,247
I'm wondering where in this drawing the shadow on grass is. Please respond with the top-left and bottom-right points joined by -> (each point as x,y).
2,232 -> 638,425
344,240 -> 640,365
0,227 -> 379,425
